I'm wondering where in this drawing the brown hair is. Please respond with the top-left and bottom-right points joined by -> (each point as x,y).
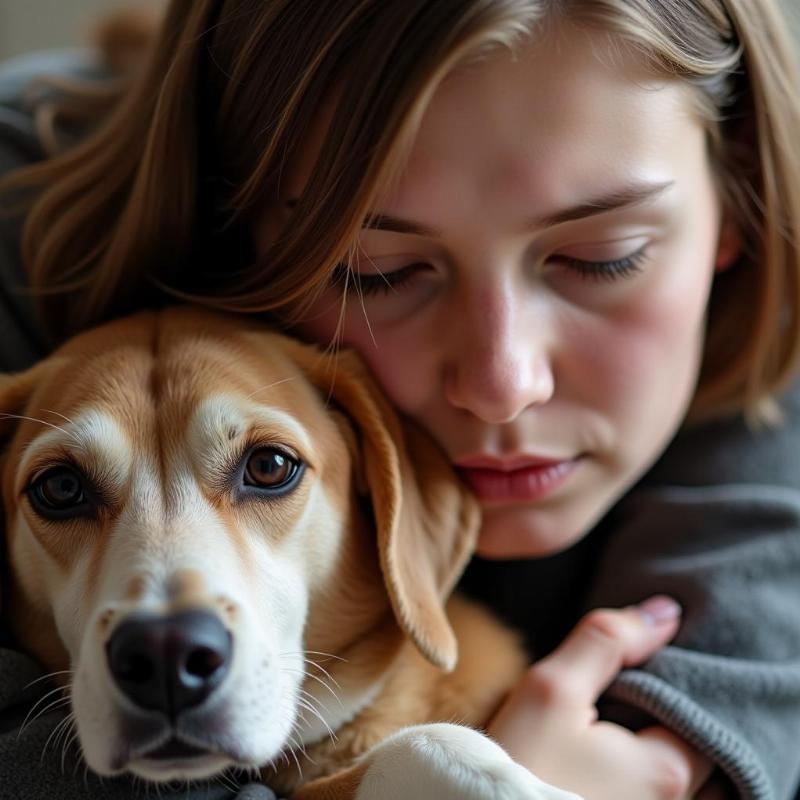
2,0 -> 800,423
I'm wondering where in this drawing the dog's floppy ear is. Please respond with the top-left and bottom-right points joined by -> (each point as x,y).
0,363 -> 48,449
282,340 -> 481,672
0,362 -> 49,616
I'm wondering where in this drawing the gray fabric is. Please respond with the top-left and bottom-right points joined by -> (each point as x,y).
592,387 -> 800,799
596,486 -> 800,799
1,48 -> 799,800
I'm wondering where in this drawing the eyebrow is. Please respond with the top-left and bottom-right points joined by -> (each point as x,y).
343,180 -> 675,238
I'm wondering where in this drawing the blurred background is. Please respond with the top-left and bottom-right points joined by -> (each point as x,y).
0,0 -> 799,62
0,0 -> 162,61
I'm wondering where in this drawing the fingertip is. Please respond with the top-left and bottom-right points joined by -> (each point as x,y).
636,595 -> 682,626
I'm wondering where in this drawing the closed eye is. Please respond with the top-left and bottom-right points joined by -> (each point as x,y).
554,245 -> 650,282
332,262 -> 426,296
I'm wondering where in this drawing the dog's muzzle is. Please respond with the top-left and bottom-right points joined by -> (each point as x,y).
106,609 -> 233,719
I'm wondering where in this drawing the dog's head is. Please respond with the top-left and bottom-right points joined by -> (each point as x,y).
0,306 -> 479,782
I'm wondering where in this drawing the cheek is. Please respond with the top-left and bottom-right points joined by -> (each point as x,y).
295,296 -> 433,414
571,250 -> 715,428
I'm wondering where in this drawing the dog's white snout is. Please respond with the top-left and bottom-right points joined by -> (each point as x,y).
106,609 -> 233,719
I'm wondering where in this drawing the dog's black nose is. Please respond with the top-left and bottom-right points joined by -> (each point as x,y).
106,610 -> 232,718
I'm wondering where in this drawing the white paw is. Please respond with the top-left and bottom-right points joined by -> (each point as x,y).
354,723 -> 582,800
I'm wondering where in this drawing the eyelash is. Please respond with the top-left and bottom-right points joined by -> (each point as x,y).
332,263 -> 418,296
332,247 -> 649,296
557,246 -> 650,283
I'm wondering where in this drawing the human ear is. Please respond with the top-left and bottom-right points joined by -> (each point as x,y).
715,214 -> 743,273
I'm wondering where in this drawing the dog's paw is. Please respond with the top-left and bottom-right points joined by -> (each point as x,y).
353,723 -> 582,800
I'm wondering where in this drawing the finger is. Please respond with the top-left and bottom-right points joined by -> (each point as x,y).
638,725 -> 715,799
531,596 -> 682,708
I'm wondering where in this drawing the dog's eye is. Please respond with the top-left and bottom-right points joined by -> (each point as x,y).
29,466 -> 89,517
243,447 -> 301,491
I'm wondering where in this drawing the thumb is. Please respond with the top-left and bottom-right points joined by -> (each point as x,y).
534,596 -> 682,708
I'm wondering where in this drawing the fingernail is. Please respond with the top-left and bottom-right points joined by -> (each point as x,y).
637,595 -> 682,625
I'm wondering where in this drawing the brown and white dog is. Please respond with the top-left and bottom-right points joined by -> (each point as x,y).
0,307 -> 578,800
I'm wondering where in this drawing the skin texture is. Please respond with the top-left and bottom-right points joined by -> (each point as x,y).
256,20 -> 736,800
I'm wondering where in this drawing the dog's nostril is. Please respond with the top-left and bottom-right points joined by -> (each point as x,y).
186,647 -> 224,679
107,610 -> 232,718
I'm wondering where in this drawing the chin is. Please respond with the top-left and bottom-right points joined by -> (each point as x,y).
474,504 -> 587,560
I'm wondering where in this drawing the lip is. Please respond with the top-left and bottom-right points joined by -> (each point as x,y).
454,454 -> 572,471
455,455 -> 582,503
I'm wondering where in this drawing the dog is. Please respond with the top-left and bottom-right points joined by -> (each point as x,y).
0,306 -> 579,800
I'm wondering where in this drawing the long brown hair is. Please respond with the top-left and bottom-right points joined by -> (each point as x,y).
3,0 -> 800,423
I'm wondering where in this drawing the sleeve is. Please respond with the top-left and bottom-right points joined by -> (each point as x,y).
587,384 -> 800,800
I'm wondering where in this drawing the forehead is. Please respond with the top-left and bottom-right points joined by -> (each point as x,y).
386,23 -> 699,214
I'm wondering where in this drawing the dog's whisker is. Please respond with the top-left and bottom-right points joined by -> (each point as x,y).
295,696 -> 338,744
41,712 -> 74,761
296,669 -> 343,706
278,648 -> 347,664
276,649 -> 347,669
302,657 -> 344,693
290,729 -> 311,760
18,686 -> 72,737
304,649 -> 347,662
286,672 -> 341,716
60,719 -> 80,773
18,681 -> 69,721
20,696 -> 72,736
39,408 -> 76,427
218,769 -> 240,793
53,714 -> 78,760
48,713 -> 72,756
54,714 -> 74,753
1,412 -> 83,445
22,669 -> 74,692
297,685 -> 335,717
63,723 -> 80,757
297,683 -> 333,707
244,377 -> 296,401
285,733 -> 306,778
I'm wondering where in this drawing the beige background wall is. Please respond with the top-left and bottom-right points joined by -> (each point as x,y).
0,0 -> 161,61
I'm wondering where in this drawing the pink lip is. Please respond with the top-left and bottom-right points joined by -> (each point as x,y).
455,455 -> 582,503
454,454 -> 570,471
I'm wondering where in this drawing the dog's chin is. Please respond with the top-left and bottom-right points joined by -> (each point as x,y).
112,734 -> 238,781
128,749 -> 234,782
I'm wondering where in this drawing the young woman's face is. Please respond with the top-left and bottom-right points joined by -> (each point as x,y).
256,24 -> 730,559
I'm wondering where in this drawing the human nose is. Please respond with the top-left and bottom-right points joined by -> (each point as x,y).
443,286 -> 554,424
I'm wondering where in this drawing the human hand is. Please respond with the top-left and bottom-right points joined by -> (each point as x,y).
486,597 -> 717,800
